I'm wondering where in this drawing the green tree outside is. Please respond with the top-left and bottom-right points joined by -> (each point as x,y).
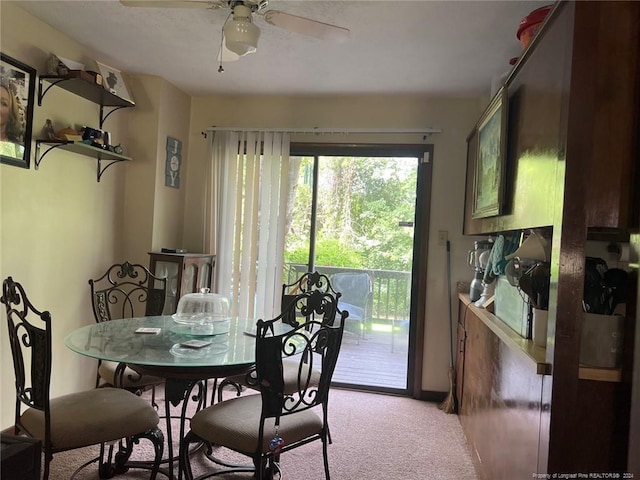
284,156 -> 417,273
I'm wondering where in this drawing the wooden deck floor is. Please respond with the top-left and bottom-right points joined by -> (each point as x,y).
333,328 -> 409,390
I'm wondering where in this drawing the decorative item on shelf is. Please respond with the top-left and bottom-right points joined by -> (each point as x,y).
516,5 -> 553,50
111,144 -> 124,155
1,53 -> 36,169
46,54 -> 84,76
81,125 -> 107,149
161,248 -> 188,254
46,54 -> 65,75
79,125 -> 124,154
65,70 -> 98,84
95,61 -> 134,104
56,126 -> 82,141
85,70 -> 103,86
41,119 -> 59,140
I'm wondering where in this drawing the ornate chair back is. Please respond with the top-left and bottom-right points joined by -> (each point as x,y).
255,289 -> 347,445
2,276 -> 164,480
216,272 -> 347,402
2,276 -> 53,453
88,262 -> 167,391
281,271 -> 340,327
89,261 -> 167,322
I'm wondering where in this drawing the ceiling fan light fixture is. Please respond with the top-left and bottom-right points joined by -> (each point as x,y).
223,4 -> 260,56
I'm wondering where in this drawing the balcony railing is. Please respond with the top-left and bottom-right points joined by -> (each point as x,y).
284,263 -> 411,326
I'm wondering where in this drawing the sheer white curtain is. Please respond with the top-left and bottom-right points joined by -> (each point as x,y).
204,131 -> 291,321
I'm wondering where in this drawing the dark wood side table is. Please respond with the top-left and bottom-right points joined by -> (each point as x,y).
1,434 -> 41,480
148,252 -> 216,314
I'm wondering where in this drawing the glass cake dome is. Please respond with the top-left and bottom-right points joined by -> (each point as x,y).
172,289 -> 231,334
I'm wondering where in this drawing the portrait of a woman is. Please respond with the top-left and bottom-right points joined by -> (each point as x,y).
0,79 -> 25,159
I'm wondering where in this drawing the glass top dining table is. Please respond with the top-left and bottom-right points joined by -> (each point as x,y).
65,315 -> 269,480
64,315 -> 263,379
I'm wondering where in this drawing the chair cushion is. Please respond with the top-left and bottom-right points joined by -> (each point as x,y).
20,388 -> 159,451
282,357 -> 321,392
98,361 -> 164,388
223,357 -> 320,395
191,394 -> 323,454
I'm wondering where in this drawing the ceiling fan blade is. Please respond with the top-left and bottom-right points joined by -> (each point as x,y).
119,0 -> 223,9
262,10 -> 350,42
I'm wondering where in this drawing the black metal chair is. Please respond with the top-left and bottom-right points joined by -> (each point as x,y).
180,289 -> 347,479
280,271 -> 339,325
89,261 -> 166,398
217,271 -> 342,402
2,276 -> 164,480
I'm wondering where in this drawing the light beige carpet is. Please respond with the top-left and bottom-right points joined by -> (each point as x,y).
47,387 -> 478,479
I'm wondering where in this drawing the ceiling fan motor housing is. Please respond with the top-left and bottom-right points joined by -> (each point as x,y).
226,0 -> 269,13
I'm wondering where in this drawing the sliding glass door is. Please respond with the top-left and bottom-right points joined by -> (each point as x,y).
285,144 -> 429,394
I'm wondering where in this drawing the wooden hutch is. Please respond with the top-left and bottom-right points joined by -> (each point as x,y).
458,1 -> 640,477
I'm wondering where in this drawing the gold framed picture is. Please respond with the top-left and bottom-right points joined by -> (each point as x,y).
472,87 -> 508,219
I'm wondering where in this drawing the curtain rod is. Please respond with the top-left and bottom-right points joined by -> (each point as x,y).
201,126 -> 443,138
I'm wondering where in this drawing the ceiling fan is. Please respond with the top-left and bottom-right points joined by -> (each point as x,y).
119,0 -> 351,66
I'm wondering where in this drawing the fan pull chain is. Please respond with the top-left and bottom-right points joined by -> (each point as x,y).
218,12 -> 232,73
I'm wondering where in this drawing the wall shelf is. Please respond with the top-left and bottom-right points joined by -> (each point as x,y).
460,293 -> 551,375
38,75 -> 134,128
35,140 -> 131,182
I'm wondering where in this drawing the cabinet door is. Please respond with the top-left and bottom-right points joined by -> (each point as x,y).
455,322 -> 466,414
151,259 -> 181,314
181,257 -> 214,295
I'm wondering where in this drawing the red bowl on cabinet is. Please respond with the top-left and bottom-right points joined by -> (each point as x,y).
516,5 -> 553,49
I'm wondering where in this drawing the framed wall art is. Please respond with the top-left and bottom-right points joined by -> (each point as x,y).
472,87 -> 508,219
1,53 -> 36,169
165,136 -> 182,188
96,61 -> 134,104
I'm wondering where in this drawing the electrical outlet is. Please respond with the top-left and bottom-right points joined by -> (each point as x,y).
437,230 -> 448,246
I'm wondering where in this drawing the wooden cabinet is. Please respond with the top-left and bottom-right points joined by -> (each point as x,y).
459,1 -> 640,477
455,321 -> 465,415
463,1 -> 640,236
0,435 -> 41,480
458,295 -> 547,480
148,252 -> 216,314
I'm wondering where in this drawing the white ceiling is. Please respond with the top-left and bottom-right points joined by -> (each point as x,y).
13,0 -> 549,97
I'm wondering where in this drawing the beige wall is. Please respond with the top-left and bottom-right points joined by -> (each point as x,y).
0,3 -> 190,429
122,74 -> 190,260
1,2 -> 125,429
1,1 -> 487,431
